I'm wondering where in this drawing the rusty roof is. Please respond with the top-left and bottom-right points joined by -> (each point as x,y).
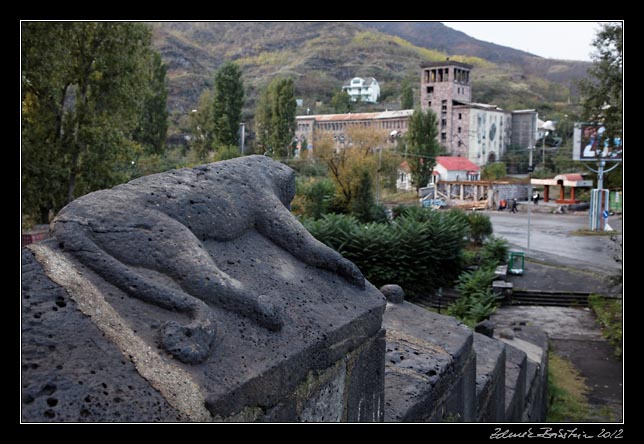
296,110 -> 414,122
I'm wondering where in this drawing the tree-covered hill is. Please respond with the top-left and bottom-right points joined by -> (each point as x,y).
149,22 -> 591,133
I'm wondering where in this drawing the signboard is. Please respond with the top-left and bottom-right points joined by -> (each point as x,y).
573,123 -> 622,161
422,199 -> 445,208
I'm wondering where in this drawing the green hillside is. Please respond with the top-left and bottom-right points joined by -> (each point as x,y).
150,22 -> 589,134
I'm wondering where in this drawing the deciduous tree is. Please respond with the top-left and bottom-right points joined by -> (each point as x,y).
22,22 -> 160,223
133,52 -> 169,155
578,23 -> 623,149
212,62 -> 245,147
255,78 -> 297,158
405,108 -> 441,192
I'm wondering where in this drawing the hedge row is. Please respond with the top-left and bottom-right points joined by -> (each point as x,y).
303,208 -> 469,297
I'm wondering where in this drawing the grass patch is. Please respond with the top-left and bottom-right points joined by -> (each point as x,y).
547,350 -> 591,422
588,294 -> 623,359
379,189 -> 419,205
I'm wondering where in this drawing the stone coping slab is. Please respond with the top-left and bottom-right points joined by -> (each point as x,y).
382,301 -> 474,422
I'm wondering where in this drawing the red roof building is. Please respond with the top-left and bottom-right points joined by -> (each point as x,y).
434,156 -> 480,182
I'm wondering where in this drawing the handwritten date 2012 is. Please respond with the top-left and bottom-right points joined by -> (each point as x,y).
490,428 -> 623,440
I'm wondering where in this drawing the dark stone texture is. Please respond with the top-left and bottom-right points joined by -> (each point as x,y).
494,323 -> 549,423
21,249 -> 184,422
51,155 -> 366,363
380,284 -> 404,304
22,156 -> 386,422
475,320 -> 495,338
345,329 -> 386,422
513,326 -> 549,422
473,333 -> 506,422
501,343 -> 528,422
383,302 -> 475,422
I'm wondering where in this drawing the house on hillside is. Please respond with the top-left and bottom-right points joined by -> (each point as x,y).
397,156 -> 480,191
342,77 -> 380,103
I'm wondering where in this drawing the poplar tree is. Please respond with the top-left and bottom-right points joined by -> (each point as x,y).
405,108 -> 441,192
255,78 -> 296,158
212,62 -> 244,147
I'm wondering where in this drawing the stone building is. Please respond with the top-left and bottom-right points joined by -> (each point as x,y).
420,60 -> 517,166
295,110 -> 413,150
296,61 -> 538,166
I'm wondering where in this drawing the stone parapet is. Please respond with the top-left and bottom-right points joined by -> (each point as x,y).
383,301 -> 475,422
473,333 -> 506,422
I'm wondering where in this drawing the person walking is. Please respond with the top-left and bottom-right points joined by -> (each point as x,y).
510,198 -> 518,213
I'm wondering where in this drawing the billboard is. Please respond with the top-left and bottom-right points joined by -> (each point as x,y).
573,124 -> 622,161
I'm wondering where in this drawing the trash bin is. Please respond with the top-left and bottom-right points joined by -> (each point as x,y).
508,252 -> 525,275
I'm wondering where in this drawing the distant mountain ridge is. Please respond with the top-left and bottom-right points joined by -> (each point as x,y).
149,22 -> 591,131
362,22 -> 591,83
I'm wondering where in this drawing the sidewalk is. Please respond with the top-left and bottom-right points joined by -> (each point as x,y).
505,260 -> 618,295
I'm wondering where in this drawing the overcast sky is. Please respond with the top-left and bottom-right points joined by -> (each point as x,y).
442,21 -> 610,62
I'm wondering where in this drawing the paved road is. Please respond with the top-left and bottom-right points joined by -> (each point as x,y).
487,211 -> 622,274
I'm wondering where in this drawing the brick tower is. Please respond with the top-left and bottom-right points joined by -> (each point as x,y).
420,60 -> 473,153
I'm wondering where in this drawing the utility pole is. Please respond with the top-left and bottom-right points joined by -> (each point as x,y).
376,146 -> 383,205
239,122 -> 246,155
527,145 -> 533,256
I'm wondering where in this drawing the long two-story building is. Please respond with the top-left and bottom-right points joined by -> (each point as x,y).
295,60 -> 538,168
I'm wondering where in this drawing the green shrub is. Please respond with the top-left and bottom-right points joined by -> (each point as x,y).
466,212 -> 493,245
285,157 -> 328,177
480,236 -> 509,267
455,267 -> 497,299
303,208 -> 469,297
213,145 -> 242,161
448,266 -> 498,327
297,178 -> 337,219
481,162 -> 507,180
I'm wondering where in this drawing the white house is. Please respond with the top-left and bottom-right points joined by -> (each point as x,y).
342,77 -> 380,103
397,156 -> 481,191
434,156 -> 480,182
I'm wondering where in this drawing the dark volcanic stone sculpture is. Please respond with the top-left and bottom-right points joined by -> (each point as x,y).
23,155 -> 386,422
52,155 -> 365,364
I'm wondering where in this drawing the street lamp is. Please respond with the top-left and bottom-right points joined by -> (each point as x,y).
541,120 -> 555,167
